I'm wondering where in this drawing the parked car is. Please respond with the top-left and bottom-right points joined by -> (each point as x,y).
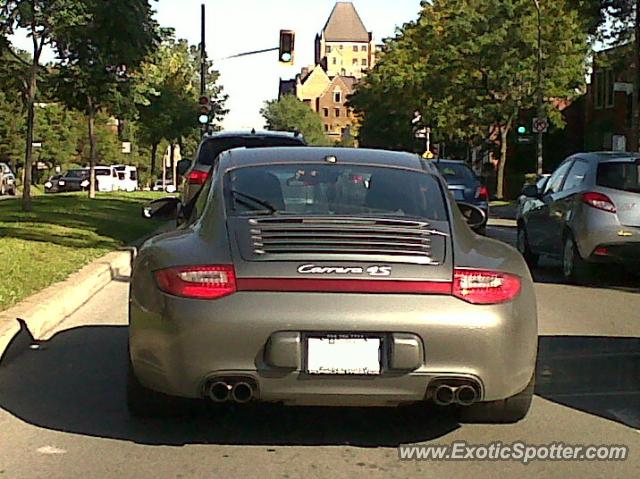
44,174 -> 63,194
0,162 -> 17,196
433,159 -> 489,234
131,147 -> 537,423
517,152 -> 640,283
57,169 -> 94,192
152,179 -> 177,193
178,130 -> 306,204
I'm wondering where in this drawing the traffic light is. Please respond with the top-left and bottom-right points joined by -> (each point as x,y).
198,96 -> 210,125
279,30 -> 295,65
517,125 -> 527,135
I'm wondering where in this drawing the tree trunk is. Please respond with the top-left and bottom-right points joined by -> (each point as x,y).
170,143 -> 177,189
497,126 -> 509,199
21,66 -> 37,212
150,142 -> 158,176
87,99 -> 97,199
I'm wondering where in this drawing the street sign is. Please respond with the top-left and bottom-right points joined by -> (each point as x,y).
121,142 -> 132,154
415,127 -> 428,139
532,117 -> 549,133
517,135 -> 534,144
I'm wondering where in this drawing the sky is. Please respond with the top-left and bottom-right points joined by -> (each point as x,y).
11,0 -> 422,130
156,0 -> 422,130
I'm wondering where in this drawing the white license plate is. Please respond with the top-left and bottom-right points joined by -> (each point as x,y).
306,337 -> 381,375
451,189 -> 465,200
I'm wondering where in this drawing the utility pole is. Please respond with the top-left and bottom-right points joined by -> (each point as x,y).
200,3 -> 206,98
200,3 -> 208,135
632,0 -> 640,152
534,0 -> 544,175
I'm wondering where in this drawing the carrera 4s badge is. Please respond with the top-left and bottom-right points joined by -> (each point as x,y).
297,264 -> 393,277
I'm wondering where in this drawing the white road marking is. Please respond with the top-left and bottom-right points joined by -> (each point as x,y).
37,446 -> 67,455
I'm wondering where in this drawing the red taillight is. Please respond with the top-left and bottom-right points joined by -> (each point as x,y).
187,170 -> 209,185
154,265 -> 236,299
593,246 -> 609,256
453,269 -> 521,305
475,185 -> 489,201
582,192 -> 616,213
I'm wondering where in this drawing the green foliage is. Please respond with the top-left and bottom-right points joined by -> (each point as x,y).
0,91 -> 25,169
351,0 -> 590,197
33,103 -> 83,169
261,95 -> 330,146
135,34 -> 227,174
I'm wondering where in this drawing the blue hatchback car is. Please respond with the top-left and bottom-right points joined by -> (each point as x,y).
434,159 -> 489,234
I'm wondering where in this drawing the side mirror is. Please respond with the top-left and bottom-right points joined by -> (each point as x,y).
521,184 -> 539,198
457,202 -> 487,229
177,159 -> 191,176
142,197 -> 181,220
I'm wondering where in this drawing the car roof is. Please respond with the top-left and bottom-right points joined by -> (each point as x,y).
571,152 -> 640,163
202,130 -> 304,141
219,147 -> 435,173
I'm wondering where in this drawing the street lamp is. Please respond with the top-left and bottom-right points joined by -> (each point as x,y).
533,0 -> 544,176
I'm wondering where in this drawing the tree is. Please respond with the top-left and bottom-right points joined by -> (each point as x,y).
261,96 -> 330,146
53,0 -> 159,198
0,0 -> 88,210
351,0 -> 590,198
136,34 -> 227,176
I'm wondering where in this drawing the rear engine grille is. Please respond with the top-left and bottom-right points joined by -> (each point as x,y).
247,217 -> 447,259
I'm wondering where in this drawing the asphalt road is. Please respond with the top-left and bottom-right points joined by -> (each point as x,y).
0,226 -> 638,479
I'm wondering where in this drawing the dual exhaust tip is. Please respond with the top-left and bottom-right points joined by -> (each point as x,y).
208,380 -> 254,403
433,384 -> 478,406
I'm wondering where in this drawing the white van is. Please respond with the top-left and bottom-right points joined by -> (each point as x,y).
94,166 -> 117,192
113,165 -> 138,192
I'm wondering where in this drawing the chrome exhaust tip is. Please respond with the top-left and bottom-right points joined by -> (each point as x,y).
231,382 -> 254,404
433,385 -> 456,406
455,385 -> 478,406
208,381 -> 232,402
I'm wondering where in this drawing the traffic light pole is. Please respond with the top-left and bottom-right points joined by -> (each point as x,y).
200,3 -> 206,98
534,0 -> 544,176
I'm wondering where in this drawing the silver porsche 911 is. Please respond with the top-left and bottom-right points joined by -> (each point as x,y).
130,147 -> 538,423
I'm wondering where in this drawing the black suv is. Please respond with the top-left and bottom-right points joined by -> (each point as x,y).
178,130 -> 306,203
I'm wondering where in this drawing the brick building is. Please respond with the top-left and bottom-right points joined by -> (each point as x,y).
279,2 -> 375,143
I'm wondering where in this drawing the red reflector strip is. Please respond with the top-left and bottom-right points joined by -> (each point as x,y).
187,170 -> 209,185
236,278 -> 453,295
237,278 -> 452,294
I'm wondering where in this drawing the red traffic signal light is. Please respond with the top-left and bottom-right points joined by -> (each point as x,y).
279,30 -> 295,65
199,96 -> 209,106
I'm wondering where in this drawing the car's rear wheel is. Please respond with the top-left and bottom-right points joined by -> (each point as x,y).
517,225 -> 538,268
562,234 -> 591,285
459,374 -> 534,424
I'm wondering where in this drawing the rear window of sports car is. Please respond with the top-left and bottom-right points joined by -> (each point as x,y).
197,137 -> 305,166
224,163 -> 447,220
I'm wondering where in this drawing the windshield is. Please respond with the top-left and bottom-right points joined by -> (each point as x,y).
225,163 -> 446,220
198,137 -> 304,166
95,169 -> 111,176
64,170 -> 87,178
597,160 -> 640,193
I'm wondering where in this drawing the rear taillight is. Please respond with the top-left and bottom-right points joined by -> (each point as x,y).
475,185 -> 489,201
154,265 -> 236,299
453,269 -> 521,305
187,170 -> 209,185
582,192 -> 616,213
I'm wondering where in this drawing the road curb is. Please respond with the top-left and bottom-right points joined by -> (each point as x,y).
0,250 -> 133,363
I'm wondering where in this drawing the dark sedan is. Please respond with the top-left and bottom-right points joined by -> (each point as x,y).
434,159 -> 489,234
57,169 -> 93,192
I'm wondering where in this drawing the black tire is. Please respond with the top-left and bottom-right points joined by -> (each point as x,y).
127,359 -> 196,417
562,234 -> 591,285
459,374 -> 535,424
517,224 -> 539,268
9,187 -> 16,196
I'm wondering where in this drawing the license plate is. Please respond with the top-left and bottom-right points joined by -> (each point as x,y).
451,189 -> 465,201
306,336 -> 381,375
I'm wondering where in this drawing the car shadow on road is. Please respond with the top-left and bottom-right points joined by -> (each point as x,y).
0,325 -> 459,447
531,259 -> 640,294
536,335 -> 640,429
1,326 -> 637,446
